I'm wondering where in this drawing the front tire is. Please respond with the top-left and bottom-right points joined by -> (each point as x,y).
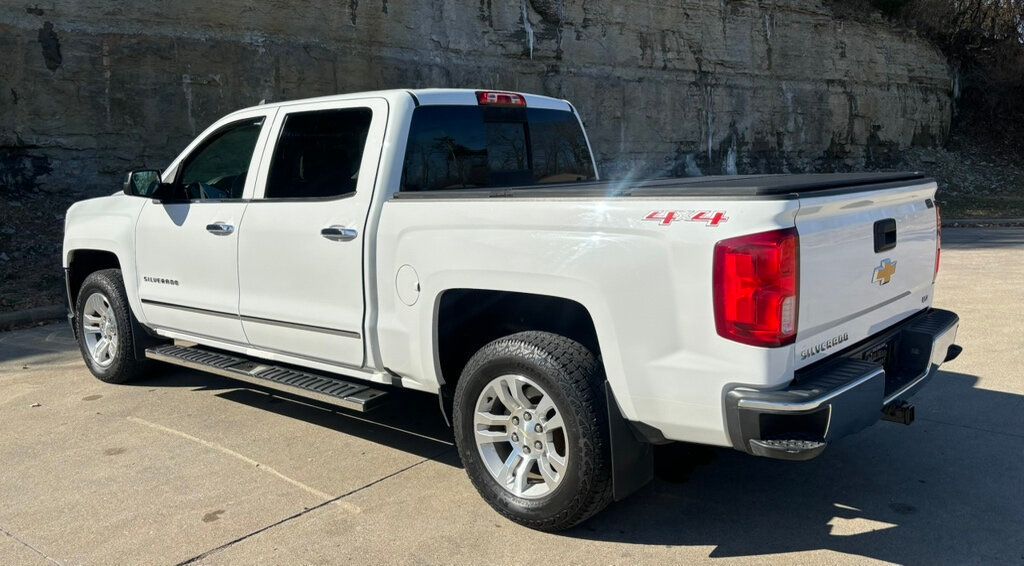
75,269 -> 147,384
453,331 -> 612,531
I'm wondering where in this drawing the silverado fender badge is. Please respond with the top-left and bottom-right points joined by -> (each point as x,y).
872,258 -> 897,285
643,210 -> 729,227
143,276 -> 180,286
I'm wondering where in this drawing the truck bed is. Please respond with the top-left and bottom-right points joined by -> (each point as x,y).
393,172 -> 931,199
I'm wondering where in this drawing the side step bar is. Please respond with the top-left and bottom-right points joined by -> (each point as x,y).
145,344 -> 388,412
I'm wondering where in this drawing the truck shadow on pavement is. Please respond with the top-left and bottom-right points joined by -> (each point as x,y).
569,370 -> 1023,564
133,366 -> 458,461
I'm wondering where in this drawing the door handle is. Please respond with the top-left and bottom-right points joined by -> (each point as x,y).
206,222 -> 235,235
873,218 -> 897,252
321,226 -> 358,241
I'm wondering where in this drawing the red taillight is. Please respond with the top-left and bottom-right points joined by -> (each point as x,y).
713,228 -> 800,347
476,90 -> 526,107
934,204 -> 942,282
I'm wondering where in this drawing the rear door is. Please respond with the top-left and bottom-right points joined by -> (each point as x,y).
236,98 -> 387,369
794,181 -> 940,368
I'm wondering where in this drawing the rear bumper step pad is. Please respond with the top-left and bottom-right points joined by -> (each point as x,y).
145,344 -> 387,412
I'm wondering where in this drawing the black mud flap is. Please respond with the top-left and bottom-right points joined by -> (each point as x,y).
606,382 -> 654,501
129,306 -> 164,361
64,268 -> 78,340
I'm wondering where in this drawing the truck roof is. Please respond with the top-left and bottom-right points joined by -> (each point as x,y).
229,88 -> 574,116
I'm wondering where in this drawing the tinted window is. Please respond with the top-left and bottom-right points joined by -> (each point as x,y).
401,106 -> 595,192
528,109 -> 599,184
178,118 -> 263,200
265,108 -> 372,199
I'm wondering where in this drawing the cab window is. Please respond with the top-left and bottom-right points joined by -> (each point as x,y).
177,118 -> 264,200
400,106 -> 595,192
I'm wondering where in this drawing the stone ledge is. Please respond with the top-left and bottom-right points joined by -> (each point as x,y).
0,305 -> 66,331
944,218 -> 1024,228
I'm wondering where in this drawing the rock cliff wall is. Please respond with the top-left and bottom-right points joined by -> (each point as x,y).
0,0 -> 951,195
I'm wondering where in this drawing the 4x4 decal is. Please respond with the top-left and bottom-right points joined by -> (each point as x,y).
643,210 -> 729,227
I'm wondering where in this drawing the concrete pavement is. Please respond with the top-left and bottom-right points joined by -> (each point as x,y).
1,228 -> 1022,565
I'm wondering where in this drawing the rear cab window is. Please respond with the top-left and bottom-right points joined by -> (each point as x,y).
400,105 -> 595,192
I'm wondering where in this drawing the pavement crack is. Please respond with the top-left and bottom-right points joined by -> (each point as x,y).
127,416 -> 334,500
175,446 -> 453,566
0,524 -> 62,565
917,416 -> 1024,440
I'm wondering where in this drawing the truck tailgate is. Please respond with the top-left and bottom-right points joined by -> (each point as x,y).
794,180 -> 939,368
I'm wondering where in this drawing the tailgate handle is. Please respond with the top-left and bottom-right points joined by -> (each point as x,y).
874,218 -> 897,252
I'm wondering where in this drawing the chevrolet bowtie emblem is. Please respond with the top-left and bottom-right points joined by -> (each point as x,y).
873,258 -> 897,285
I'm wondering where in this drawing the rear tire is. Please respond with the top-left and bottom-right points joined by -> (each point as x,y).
75,269 -> 147,384
453,331 -> 612,531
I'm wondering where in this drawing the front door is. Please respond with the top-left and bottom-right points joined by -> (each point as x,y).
237,98 -> 387,368
136,109 -> 275,344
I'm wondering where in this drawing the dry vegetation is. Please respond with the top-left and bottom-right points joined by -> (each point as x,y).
886,0 -> 1024,139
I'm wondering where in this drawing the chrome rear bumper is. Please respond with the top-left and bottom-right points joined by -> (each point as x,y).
724,308 -> 960,460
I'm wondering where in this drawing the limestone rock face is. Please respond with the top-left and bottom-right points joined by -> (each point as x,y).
0,0 -> 951,195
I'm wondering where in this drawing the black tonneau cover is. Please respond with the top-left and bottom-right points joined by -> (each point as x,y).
394,172 -> 931,200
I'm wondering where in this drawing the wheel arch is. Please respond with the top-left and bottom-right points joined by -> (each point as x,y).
66,248 -> 122,309
433,288 -> 603,412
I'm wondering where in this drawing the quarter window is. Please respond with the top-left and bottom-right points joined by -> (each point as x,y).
177,118 -> 264,200
265,108 -> 373,199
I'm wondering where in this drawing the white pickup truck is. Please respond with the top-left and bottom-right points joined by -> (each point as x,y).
63,89 -> 961,531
